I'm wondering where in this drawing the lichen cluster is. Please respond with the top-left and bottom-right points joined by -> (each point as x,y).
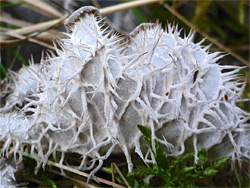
0,6 -> 249,184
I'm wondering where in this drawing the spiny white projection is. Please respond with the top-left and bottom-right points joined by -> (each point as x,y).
0,6 -> 249,183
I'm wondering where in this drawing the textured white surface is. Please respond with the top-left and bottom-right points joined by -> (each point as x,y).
0,6 -> 249,181
0,159 -> 16,187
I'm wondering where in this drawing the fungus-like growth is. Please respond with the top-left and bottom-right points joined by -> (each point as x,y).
0,6 -> 249,184
0,161 -> 16,187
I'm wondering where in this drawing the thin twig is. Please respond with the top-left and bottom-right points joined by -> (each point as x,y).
22,152 -> 125,188
163,3 -> 250,67
112,162 -> 131,188
47,160 -> 125,188
1,32 -> 55,50
212,45 -> 250,51
47,168 -> 98,188
9,46 -> 21,70
25,175 -> 46,186
21,0 -> 64,18
1,0 -> 162,41
0,16 -> 31,27
0,16 -> 65,43
100,0 -> 163,15
111,163 -> 115,188
0,16 -> 66,41
0,27 -> 10,32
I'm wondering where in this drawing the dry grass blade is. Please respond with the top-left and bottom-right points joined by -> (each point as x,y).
228,45 -> 250,51
212,45 -> 250,52
0,31 -> 55,50
0,16 -> 65,43
0,15 -> 67,41
111,163 -> 115,188
112,163 -> 131,188
100,0 -> 163,15
20,0 -> 64,18
0,27 -> 10,32
25,174 -> 45,185
47,168 -> 100,188
22,152 -> 125,188
47,160 -> 126,188
1,0 -> 162,41
0,16 -> 31,27
0,14 -> 67,49
9,46 -> 21,69
163,3 -> 250,67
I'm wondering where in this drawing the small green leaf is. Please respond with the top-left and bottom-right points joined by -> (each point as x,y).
0,63 -> 7,79
198,148 -> 207,167
169,152 -> 194,170
155,143 -> 168,169
201,168 -> 218,177
129,166 -> 153,177
41,173 -> 57,188
212,156 -> 231,169
180,166 -> 196,174
137,125 -> 168,169
138,125 -> 152,149
104,167 -> 112,174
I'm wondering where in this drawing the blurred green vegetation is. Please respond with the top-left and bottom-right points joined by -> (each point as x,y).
106,125 -> 232,187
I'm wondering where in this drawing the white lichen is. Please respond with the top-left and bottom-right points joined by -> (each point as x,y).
0,6 -> 249,183
0,158 -> 17,187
